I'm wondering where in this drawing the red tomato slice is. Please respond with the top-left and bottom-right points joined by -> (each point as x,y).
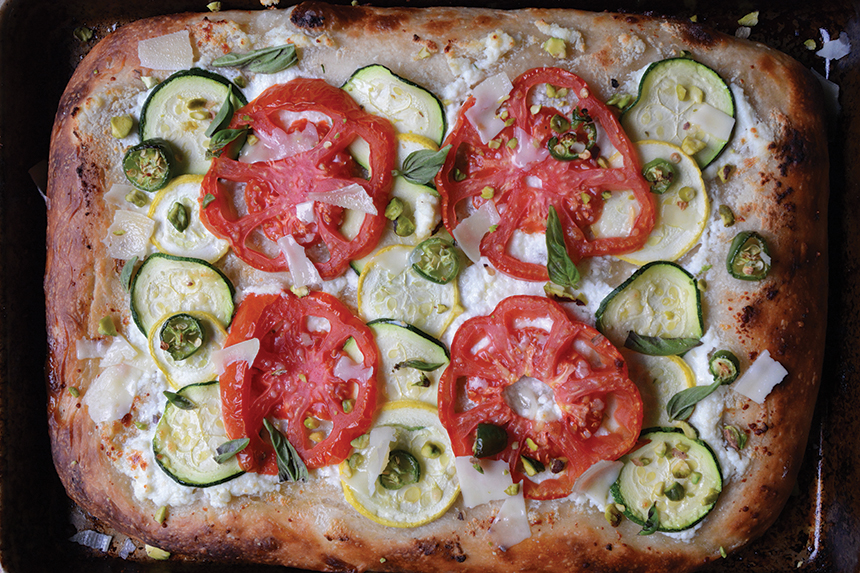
437,295 -> 642,500
220,291 -> 378,472
435,68 -> 655,282
200,78 -> 396,280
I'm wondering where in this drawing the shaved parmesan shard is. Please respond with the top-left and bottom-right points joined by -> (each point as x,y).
689,103 -> 735,142
137,30 -> 193,70
83,363 -> 142,423
452,200 -> 501,264
365,426 -> 397,495
333,354 -> 372,383
571,459 -> 623,507
103,210 -> 156,260
454,457 -> 513,507
489,491 -> 531,551
307,183 -> 377,215
76,338 -> 110,360
511,127 -> 550,170
732,350 -> 788,404
277,235 -> 322,288
212,338 -> 260,376
465,73 -> 514,144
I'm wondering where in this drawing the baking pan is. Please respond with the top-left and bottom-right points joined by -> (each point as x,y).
0,0 -> 855,571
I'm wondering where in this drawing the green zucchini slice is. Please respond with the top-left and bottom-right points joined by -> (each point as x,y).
140,69 -> 247,175
130,253 -> 235,336
595,261 -> 703,349
153,381 -> 245,488
621,58 -> 735,168
342,64 -> 446,145
610,428 -> 722,532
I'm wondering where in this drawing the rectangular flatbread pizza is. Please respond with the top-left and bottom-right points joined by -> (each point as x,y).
45,2 -> 828,571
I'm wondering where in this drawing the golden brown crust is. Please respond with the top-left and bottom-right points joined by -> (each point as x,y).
46,3 -> 827,572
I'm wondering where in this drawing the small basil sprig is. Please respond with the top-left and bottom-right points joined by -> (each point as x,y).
394,360 -> 445,372
395,145 -> 451,185
546,206 -> 580,289
208,127 -> 248,158
120,256 -> 138,292
639,503 -> 660,535
624,332 -> 702,356
666,380 -> 722,421
163,391 -> 195,410
212,44 -> 298,74
214,437 -> 250,464
262,418 -> 308,482
205,85 -> 238,138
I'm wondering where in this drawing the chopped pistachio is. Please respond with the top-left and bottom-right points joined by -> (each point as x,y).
719,205 -> 736,227
74,26 -> 94,42
135,420 -> 148,431
719,546 -> 727,559
605,503 -> 624,527
676,84 -> 688,101
111,115 -> 133,139
738,11 -> 759,26
201,193 -> 216,208
703,488 -> 720,505
290,285 -> 309,298
141,76 -> 159,89
597,158 -> 610,169
309,431 -> 325,443
155,505 -> 168,524
347,453 -> 364,470
672,460 -> 692,479
145,545 -> 170,560
723,425 -> 748,451
506,138 -> 518,149
546,84 -> 557,98
351,434 -> 370,449
384,197 -> 405,220
681,136 -> 706,155
605,93 -> 633,110
207,1 -> 222,11
717,164 -> 736,183
415,46 -> 432,60
233,75 -> 247,89
580,192 -> 591,205
69,387 -> 80,398
421,442 -> 443,459
125,190 -> 148,208
665,482 -> 686,501
394,215 -> 416,237
98,316 -> 117,337
525,437 -> 539,451
688,85 -> 704,104
453,168 -> 467,181
804,39 -> 817,50
488,139 -> 501,150
542,37 -> 567,59
675,440 -> 691,453
690,15 -> 698,23
690,471 -> 703,485
304,417 -> 320,430
342,399 -> 355,414
481,186 -> 495,199
530,104 -> 542,115
654,441 -> 668,457
504,483 -> 521,496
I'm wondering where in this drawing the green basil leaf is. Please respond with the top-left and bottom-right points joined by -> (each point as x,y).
666,380 -> 722,421
213,437 -> 250,464
120,255 -> 138,293
208,127 -> 248,158
263,418 -> 309,482
639,503 -> 660,536
163,391 -> 195,411
394,360 -> 446,372
546,205 -> 580,289
205,85 -> 235,138
624,332 -> 702,356
212,44 -> 298,74
397,145 -> 451,185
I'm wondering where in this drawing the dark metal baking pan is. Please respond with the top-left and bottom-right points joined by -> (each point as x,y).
0,0 -> 855,571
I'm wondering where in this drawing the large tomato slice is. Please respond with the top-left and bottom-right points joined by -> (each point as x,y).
200,78 -> 396,280
435,68 -> 655,282
220,291 -> 378,472
437,295 -> 642,500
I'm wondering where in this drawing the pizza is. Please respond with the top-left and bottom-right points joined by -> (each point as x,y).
45,2 -> 828,571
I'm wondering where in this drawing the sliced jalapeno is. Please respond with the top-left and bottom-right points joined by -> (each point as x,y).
547,108 -> 596,161
159,313 -> 205,361
642,158 -> 677,194
123,138 -> 176,192
726,231 -> 771,281
709,350 -> 740,385
378,449 -> 420,490
473,422 -> 507,458
409,238 -> 461,284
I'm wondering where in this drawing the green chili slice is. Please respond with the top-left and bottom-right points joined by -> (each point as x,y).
159,313 -> 205,361
473,422 -> 507,458
709,350 -> 740,384
726,231 -> 771,281
409,238 -> 461,284
642,158 -> 677,194
122,139 -> 175,192
378,449 -> 421,490
547,108 -> 596,161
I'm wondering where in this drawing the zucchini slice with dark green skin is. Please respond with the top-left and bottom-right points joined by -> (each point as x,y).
342,65 -> 446,146
621,58 -> 735,168
595,261 -> 703,350
153,381 -> 245,488
140,69 -> 247,175
130,253 -> 235,336
610,428 -> 722,532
